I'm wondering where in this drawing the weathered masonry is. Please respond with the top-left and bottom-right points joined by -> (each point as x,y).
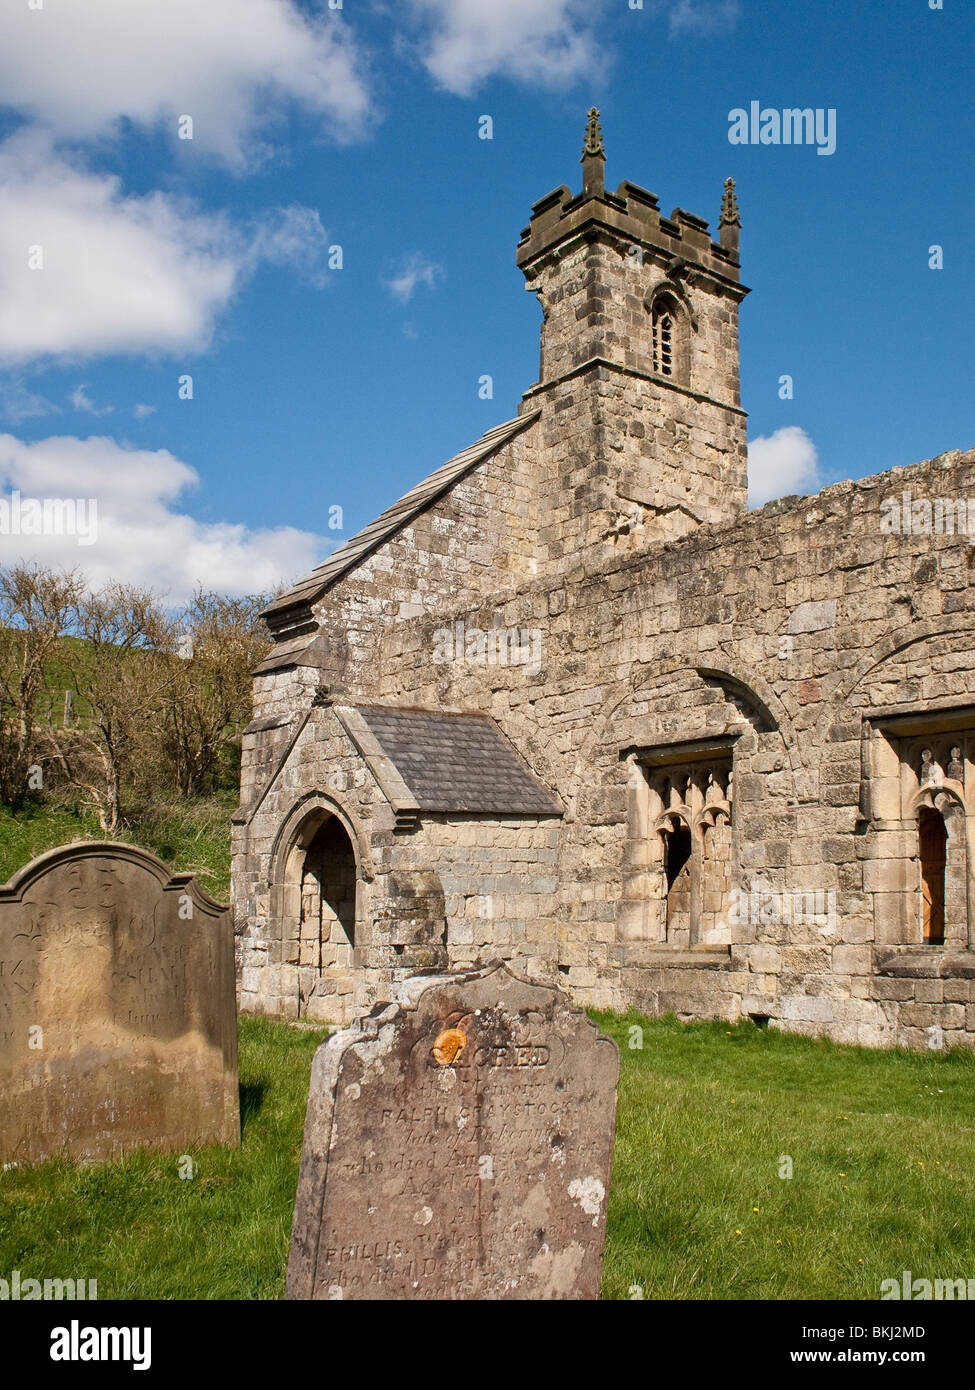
233,111 -> 975,1049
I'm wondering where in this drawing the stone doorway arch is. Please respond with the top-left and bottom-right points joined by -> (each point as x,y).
275,802 -> 362,1023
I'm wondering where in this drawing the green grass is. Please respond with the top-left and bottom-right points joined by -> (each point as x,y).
2,1011 -> 974,1300
0,1017 -> 328,1299
595,1010 -> 975,1300
0,792 -> 235,900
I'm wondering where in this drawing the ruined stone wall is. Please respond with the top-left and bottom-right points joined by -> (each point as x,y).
363,445 -> 975,1051
312,433 -> 546,696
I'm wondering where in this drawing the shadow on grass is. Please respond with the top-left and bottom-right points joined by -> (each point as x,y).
239,1079 -> 269,1134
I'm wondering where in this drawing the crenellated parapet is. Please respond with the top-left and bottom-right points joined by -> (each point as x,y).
516,173 -> 743,288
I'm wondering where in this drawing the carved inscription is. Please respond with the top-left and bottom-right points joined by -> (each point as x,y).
287,963 -> 619,1301
0,842 -> 239,1164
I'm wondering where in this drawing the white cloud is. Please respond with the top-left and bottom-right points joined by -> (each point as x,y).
0,377 -> 60,424
0,0 -> 371,168
404,0 -> 738,92
0,433 -> 332,603
748,426 -> 821,507
384,254 -> 445,303
248,204 -> 337,289
69,385 -> 113,417
0,133 -> 336,366
133,405 -> 157,420
668,0 -> 740,35
408,0 -> 604,95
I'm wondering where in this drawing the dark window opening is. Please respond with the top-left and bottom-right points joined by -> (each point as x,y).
659,314 -> 673,375
919,807 -> 947,945
652,309 -> 675,377
665,825 -> 692,892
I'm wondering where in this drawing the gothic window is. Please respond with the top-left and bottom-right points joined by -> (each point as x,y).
653,306 -> 674,377
647,289 -> 692,387
619,745 -> 734,947
665,823 -> 692,892
866,721 -> 973,948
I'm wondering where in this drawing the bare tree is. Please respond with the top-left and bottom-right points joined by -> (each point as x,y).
41,583 -> 177,834
162,590 -> 269,797
0,564 -> 84,806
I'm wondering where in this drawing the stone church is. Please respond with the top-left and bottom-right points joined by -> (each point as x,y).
232,112 -> 975,1051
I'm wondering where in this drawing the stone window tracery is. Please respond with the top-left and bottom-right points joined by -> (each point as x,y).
867,722 -> 975,948
653,308 -> 674,376
646,286 -> 693,387
619,747 -> 734,946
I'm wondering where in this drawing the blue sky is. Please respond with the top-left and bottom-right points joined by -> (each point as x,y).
0,0 -> 972,600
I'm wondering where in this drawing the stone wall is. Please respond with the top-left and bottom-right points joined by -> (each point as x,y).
360,446 -> 975,1049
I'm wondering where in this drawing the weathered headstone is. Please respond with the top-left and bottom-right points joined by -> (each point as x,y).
0,841 -> 239,1165
287,961 -> 619,1300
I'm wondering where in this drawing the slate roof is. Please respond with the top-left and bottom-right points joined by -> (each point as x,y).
262,411 -> 540,625
354,705 -> 561,816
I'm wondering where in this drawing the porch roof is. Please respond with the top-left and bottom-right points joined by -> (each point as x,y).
336,703 -> 562,817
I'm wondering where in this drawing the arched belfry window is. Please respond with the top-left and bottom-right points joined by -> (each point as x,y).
653,304 -> 675,377
648,290 -> 691,386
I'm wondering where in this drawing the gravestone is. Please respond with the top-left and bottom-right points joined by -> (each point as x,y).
0,841 -> 239,1165
287,961 -> 619,1300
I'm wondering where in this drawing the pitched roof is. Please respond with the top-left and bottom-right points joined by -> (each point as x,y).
261,410 -> 540,626
337,704 -> 562,817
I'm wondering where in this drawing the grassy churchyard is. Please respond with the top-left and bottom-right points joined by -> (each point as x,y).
2,1011 -> 973,1301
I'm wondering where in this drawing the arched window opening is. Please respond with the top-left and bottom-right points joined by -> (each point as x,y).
663,822 -> 693,946
652,303 -> 676,377
624,750 -> 735,948
919,806 -> 947,945
665,823 -> 692,891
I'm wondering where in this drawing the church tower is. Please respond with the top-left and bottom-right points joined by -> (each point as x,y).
516,111 -> 748,559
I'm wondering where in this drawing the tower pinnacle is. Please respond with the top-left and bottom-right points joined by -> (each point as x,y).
580,107 -> 606,197
718,176 -> 740,256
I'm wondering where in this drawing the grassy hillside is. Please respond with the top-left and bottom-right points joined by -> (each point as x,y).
0,792 -> 236,900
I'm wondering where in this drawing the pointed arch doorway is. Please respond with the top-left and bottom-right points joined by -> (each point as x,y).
281,807 -> 359,1022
